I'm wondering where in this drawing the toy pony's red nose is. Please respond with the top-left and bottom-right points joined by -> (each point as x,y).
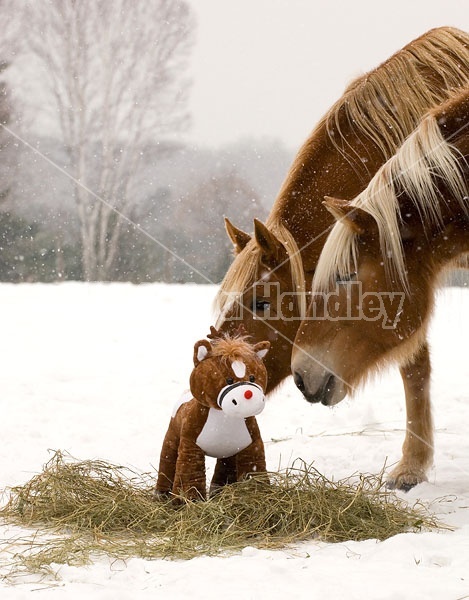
244,389 -> 253,399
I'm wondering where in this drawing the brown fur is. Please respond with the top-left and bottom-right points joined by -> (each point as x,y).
214,27 -> 469,490
292,86 -> 469,489
155,332 -> 270,500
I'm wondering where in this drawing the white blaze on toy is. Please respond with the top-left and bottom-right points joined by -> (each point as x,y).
231,360 -> 246,378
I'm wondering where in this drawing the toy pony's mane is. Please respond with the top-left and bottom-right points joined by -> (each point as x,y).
210,334 -> 259,365
215,26 -> 469,320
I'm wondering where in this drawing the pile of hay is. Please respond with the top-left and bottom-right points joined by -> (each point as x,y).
0,451 -> 438,570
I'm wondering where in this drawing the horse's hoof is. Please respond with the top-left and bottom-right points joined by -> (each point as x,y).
386,479 -> 417,492
386,465 -> 427,492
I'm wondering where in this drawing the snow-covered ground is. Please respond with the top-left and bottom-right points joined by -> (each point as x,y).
1,282 -> 468,599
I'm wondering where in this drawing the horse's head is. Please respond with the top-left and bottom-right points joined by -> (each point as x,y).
190,329 -> 270,418
214,218 -> 308,392
292,102 -> 469,406
291,196 -> 427,406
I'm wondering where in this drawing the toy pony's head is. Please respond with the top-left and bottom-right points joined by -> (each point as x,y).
189,327 -> 270,418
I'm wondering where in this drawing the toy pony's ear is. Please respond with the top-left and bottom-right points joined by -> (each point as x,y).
253,340 -> 270,359
193,340 -> 212,366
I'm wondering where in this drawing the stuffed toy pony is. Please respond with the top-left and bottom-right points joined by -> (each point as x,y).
155,327 -> 270,500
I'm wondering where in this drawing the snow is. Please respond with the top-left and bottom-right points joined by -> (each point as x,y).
1,282 -> 468,598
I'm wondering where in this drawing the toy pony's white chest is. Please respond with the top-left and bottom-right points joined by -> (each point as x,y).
196,408 -> 252,459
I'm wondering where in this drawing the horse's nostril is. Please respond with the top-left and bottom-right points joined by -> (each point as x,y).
294,372 -> 305,392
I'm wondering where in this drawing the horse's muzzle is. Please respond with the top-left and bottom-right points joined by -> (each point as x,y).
293,371 -> 337,406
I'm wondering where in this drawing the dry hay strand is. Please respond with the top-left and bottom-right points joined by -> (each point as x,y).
0,451 -> 439,570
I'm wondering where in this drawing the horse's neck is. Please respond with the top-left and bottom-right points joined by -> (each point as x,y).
431,108 -> 469,264
271,122 -> 384,271
433,89 -> 469,140
431,197 -> 469,266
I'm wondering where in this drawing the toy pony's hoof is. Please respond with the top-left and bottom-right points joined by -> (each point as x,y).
209,483 -> 226,498
153,489 -> 172,501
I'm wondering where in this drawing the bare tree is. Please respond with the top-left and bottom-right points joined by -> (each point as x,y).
0,59 -> 11,201
174,170 -> 265,283
21,0 -> 194,280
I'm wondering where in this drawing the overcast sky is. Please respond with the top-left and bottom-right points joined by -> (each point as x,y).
186,0 -> 469,149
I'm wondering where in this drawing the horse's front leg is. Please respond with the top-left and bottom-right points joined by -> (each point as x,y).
387,341 -> 433,491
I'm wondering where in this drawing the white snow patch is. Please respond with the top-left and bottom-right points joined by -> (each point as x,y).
0,282 -> 468,599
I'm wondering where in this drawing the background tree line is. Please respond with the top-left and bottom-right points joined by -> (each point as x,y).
0,0 -> 293,284
1,1 -> 464,287
0,135 -> 292,283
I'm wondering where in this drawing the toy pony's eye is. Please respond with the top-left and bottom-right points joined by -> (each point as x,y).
249,375 -> 255,382
226,378 -> 234,385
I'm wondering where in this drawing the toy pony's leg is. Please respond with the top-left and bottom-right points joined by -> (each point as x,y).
235,418 -> 267,480
235,439 -> 267,480
209,456 -> 237,496
173,439 -> 207,500
155,425 -> 179,497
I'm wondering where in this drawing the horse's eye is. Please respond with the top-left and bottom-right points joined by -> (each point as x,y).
249,375 -> 255,382
226,378 -> 234,385
252,300 -> 271,313
336,272 -> 357,284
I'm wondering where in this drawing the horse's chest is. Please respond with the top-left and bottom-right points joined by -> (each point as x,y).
196,408 -> 252,459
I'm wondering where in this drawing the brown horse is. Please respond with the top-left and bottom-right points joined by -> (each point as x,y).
291,86 -> 469,489
214,27 -> 469,490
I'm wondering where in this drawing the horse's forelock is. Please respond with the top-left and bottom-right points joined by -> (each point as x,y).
214,239 -> 261,325
312,222 -> 358,295
214,221 -> 307,323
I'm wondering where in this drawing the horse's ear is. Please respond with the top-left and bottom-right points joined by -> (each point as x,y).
253,219 -> 287,268
323,196 -> 376,235
225,218 -> 251,254
193,340 -> 212,366
253,340 -> 270,359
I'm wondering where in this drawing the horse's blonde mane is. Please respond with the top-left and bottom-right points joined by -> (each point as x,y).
325,27 -> 469,162
215,27 -> 469,318
313,114 -> 469,295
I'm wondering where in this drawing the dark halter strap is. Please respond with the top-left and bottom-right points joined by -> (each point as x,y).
217,382 -> 263,408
